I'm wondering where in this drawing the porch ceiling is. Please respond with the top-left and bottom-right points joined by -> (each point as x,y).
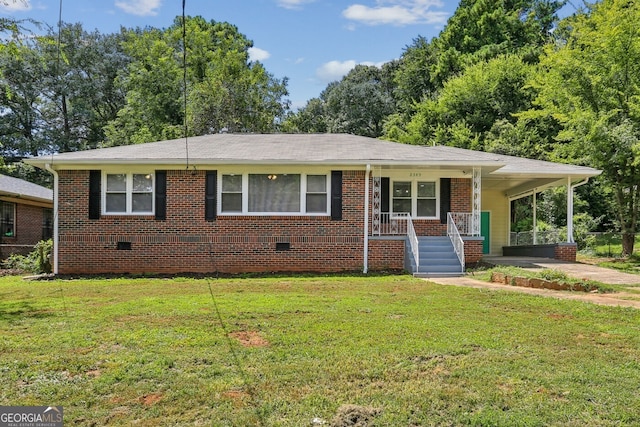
483,175 -> 579,199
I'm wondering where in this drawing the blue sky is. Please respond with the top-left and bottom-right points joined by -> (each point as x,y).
1,0 -> 578,109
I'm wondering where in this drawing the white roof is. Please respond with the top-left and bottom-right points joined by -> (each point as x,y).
26,133 -> 600,180
0,174 -> 53,203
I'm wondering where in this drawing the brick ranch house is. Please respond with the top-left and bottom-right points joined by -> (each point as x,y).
25,134 -> 600,276
0,174 -> 53,259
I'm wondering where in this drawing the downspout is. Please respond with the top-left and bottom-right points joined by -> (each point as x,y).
44,164 -> 59,275
567,177 -> 590,244
363,164 -> 371,273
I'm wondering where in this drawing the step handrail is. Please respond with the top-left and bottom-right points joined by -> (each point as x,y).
447,212 -> 465,271
406,214 -> 419,269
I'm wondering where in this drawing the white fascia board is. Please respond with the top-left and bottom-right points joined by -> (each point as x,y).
29,158 -> 507,170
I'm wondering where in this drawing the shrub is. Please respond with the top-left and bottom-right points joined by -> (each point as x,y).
3,239 -> 52,274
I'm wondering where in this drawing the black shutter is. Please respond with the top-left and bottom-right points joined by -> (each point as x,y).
331,171 -> 343,221
155,170 -> 167,220
205,170 -> 217,221
381,177 -> 390,223
440,178 -> 451,224
88,170 -> 101,220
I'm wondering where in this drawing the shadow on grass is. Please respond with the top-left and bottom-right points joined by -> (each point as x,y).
0,298 -> 56,322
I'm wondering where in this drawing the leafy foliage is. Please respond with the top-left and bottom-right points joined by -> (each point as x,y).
3,239 -> 52,274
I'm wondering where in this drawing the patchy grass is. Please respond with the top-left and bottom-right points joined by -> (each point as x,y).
2,274 -> 640,426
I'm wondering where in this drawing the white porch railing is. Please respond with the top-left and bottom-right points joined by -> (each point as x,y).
372,213 -> 408,236
449,212 -> 478,236
406,214 -> 419,269
447,213 -> 465,271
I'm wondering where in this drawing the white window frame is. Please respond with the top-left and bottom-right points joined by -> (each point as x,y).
219,172 -> 330,216
102,172 -> 155,216
391,179 -> 439,219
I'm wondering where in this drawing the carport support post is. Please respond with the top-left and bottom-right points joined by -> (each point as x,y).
533,189 -> 537,245
567,177 -> 574,243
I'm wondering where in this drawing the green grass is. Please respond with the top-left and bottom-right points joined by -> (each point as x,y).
2,274 -> 640,426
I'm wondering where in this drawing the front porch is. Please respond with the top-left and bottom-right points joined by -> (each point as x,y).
361,150 -> 599,275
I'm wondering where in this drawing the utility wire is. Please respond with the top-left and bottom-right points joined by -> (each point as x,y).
182,0 -> 191,171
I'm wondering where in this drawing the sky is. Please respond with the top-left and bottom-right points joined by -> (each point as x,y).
1,0 -> 579,110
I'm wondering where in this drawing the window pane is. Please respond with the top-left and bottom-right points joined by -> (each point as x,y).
132,193 -> 153,212
1,201 -> 15,237
222,193 -> 242,212
249,174 -> 300,212
222,175 -> 242,192
393,182 -> 411,198
307,175 -> 326,193
393,199 -> 412,214
418,182 -> 435,198
107,174 -> 126,191
417,199 -> 436,217
106,194 -> 126,212
133,174 -> 153,192
306,194 -> 327,213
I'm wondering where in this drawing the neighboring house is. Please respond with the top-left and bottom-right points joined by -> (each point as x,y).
25,134 -> 600,276
0,174 -> 54,259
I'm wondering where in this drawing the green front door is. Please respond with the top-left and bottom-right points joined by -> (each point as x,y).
481,211 -> 490,254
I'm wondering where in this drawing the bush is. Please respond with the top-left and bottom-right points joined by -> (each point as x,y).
3,239 -> 52,274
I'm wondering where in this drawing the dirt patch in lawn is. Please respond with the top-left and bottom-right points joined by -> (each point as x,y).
229,331 -> 269,348
139,393 -> 163,406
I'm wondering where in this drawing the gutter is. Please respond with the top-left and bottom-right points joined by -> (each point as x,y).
44,164 -> 59,275
363,164 -> 371,274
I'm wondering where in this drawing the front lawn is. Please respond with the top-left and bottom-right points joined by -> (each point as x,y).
1,274 -> 640,426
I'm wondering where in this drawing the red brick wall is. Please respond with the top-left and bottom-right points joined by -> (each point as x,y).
554,243 -> 577,262
15,203 -> 45,245
452,178 -> 472,212
368,239 -> 405,271
0,202 -> 47,259
57,170 -> 368,275
463,239 -> 483,265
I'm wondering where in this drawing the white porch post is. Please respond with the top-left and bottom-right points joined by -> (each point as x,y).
567,176 -> 574,243
363,164 -> 371,273
472,167 -> 481,236
533,189 -> 537,245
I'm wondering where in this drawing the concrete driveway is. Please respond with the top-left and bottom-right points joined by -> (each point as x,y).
427,257 -> 640,309
482,256 -> 640,285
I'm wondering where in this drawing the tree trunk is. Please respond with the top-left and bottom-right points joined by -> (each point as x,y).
622,232 -> 635,257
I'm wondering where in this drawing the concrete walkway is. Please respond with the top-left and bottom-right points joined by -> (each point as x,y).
483,256 -> 640,285
426,257 -> 640,309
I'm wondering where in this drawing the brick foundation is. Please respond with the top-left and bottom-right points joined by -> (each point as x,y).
554,243 -> 577,262
463,238 -> 484,265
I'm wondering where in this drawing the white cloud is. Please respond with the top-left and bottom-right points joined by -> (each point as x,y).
343,0 -> 449,26
316,60 -> 357,83
0,0 -> 31,12
276,0 -> 314,10
115,0 -> 161,17
248,47 -> 271,62
316,59 -> 388,84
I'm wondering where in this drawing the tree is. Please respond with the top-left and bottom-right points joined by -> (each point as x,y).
530,0 -> 640,255
283,64 -> 396,138
104,16 -> 289,146
389,55 -> 535,148
431,0 -> 565,86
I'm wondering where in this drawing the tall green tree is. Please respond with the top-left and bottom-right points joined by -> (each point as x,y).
104,16 -> 289,146
283,64 -> 396,137
388,55 -> 535,148
431,0 -> 565,86
530,0 -> 640,255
